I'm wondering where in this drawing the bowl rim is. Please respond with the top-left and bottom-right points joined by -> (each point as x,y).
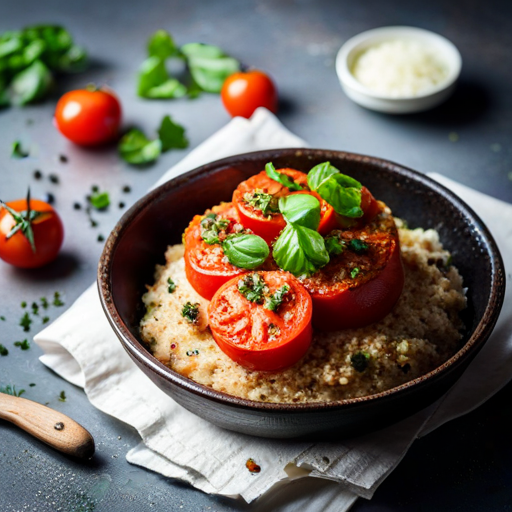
335,25 -> 463,102
98,148 -> 505,413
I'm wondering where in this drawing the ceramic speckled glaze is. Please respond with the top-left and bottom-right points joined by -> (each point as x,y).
98,149 -> 505,439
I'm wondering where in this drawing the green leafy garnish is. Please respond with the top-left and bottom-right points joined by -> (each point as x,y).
148,29 -> 180,60
89,191 -> 110,210
0,316 -> 5,321
221,234 -> 269,269
325,234 -> 345,256
200,213 -> 230,245
307,162 -> 364,218
167,277 -> 176,293
42,316 -> 49,324
11,140 -> 29,158
264,284 -> 290,312
0,344 -> 8,356
158,115 -> 189,150
238,273 -> 267,304
14,339 -> 30,350
53,291 -> 64,306
278,194 -> 320,230
58,390 -> 66,402
31,302 -> 39,315
0,384 -> 25,397
350,267 -> 360,279
349,239 -> 368,253
265,162 -> 304,191
9,59 -> 53,105
19,312 -> 31,332
40,297 -> 49,309
243,190 -> 278,217
182,302 -> 200,324
351,352 -> 370,372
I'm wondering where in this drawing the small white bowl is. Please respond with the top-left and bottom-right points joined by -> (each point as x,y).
336,26 -> 462,114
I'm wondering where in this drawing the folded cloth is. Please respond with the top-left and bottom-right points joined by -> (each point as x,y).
34,109 -> 512,511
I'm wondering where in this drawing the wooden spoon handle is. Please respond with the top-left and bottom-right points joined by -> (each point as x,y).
0,393 -> 95,459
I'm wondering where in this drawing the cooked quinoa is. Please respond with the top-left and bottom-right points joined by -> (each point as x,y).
140,223 -> 466,403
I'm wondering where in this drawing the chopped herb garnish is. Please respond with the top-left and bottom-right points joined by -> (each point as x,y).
167,277 -> 176,293
0,316 -> 5,321
97,234 -> 105,242
0,385 -> 25,397
31,302 -> 39,315
200,213 -> 230,245
246,458 -> 261,473
89,191 -> 110,210
268,323 -> 280,339
181,302 -> 200,324
11,140 -> 29,158
21,301 -> 27,308
238,273 -> 267,304
58,390 -> 66,402
350,267 -> 360,279
243,189 -> 279,217
264,284 -> 290,312
186,349 -> 199,356
0,344 -> 8,356
42,316 -> 50,324
351,352 -> 370,372
325,234 -> 345,256
29,383 -> 36,387
349,239 -> 368,253
14,339 -> 30,350
40,297 -> 49,309
53,292 -> 64,307
20,312 -> 31,331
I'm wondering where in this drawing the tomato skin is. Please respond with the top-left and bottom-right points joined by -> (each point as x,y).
309,235 -> 404,331
233,168 -> 308,244
0,199 -> 64,268
221,70 -> 278,118
184,203 -> 249,300
208,271 -> 313,371
54,88 -> 122,146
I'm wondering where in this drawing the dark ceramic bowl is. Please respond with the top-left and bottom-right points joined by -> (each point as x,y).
98,148 -> 505,439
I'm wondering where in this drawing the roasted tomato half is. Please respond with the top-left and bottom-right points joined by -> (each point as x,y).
184,202 -> 249,300
303,205 -> 404,331
208,271 -> 313,371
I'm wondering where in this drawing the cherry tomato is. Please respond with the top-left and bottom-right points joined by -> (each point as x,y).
54,87 -> 122,146
208,271 -> 313,371
221,70 -> 278,118
303,209 -> 404,331
0,197 -> 64,268
184,202 -> 249,300
232,168 -> 309,244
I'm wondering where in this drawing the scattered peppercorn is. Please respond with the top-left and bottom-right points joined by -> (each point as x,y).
246,458 -> 261,473
59,154 -> 68,163
122,185 -> 131,193
351,351 -> 370,372
33,170 -> 43,180
97,234 -> 105,242
0,344 -> 8,356
118,202 -> 125,209
48,174 -> 60,184
73,202 -> 82,210
91,185 -> 99,193
44,192 -> 55,204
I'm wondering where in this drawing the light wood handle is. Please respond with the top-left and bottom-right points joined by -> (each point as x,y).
0,393 -> 95,459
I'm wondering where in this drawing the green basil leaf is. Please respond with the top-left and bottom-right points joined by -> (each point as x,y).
273,224 -> 329,277
10,60 -> 53,105
137,56 -> 169,97
180,42 -> 225,60
89,191 -> 110,210
306,161 -> 340,191
23,39 -> 46,66
148,30 -> 180,60
278,194 -> 320,230
146,78 -> 187,99
11,140 -> 29,158
57,45 -> 88,72
265,162 -> 304,191
0,36 -> 23,59
118,129 -> 162,164
187,55 -> 240,93
158,115 -> 189,151
221,234 -> 269,269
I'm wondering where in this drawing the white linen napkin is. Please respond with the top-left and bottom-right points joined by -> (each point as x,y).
34,109 -> 512,510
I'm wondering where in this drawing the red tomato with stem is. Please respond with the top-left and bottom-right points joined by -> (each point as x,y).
208,271 -> 313,371
0,196 -> 64,268
54,86 -> 122,146
221,70 -> 278,118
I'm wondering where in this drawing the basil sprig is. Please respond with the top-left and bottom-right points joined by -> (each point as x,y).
307,162 -> 364,218
221,234 -> 269,270
272,194 -> 329,277
265,162 -> 304,191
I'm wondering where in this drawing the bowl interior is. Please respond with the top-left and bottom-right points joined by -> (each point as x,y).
100,148 -> 503,415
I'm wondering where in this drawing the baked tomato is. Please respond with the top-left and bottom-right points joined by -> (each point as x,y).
303,208 -> 404,331
184,202 -> 250,300
54,86 -> 122,146
0,194 -> 64,268
221,70 -> 278,119
208,271 -> 312,371
232,168 -> 308,243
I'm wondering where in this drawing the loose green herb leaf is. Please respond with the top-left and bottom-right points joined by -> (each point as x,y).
157,115 -> 189,151
167,277 -> 176,293
350,267 -> 360,279
200,213 -> 230,245
243,190 -> 278,217
58,390 -> 66,402
31,302 -> 39,315
307,162 -> 364,218
238,273 -> 267,303
273,224 -> 329,277
11,140 -> 29,158
40,297 -> 49,309
264,284 -> 290,312
9,59 -> 53,105
182,302 -> 200,324
278,194 -> 320,230
53,292 -> 64,306
265,162 -> 304,191
21,301 -> 27,308
221,234 -> 269,269
42,316 -> 49,324
29,383 -> 36,387
118,129 -> 162,164
351,352 -> 370,372
137,56 -> 187,99
148,29 -> 180,60
14,339 -> 30,350
349,239 -> 368,253
19,312 -> 31,331
325,234 -> 345,256
0,384 -> 25,397
89,191 -> 110,210
0,316 -> 5,321
0,344 -> 8,356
